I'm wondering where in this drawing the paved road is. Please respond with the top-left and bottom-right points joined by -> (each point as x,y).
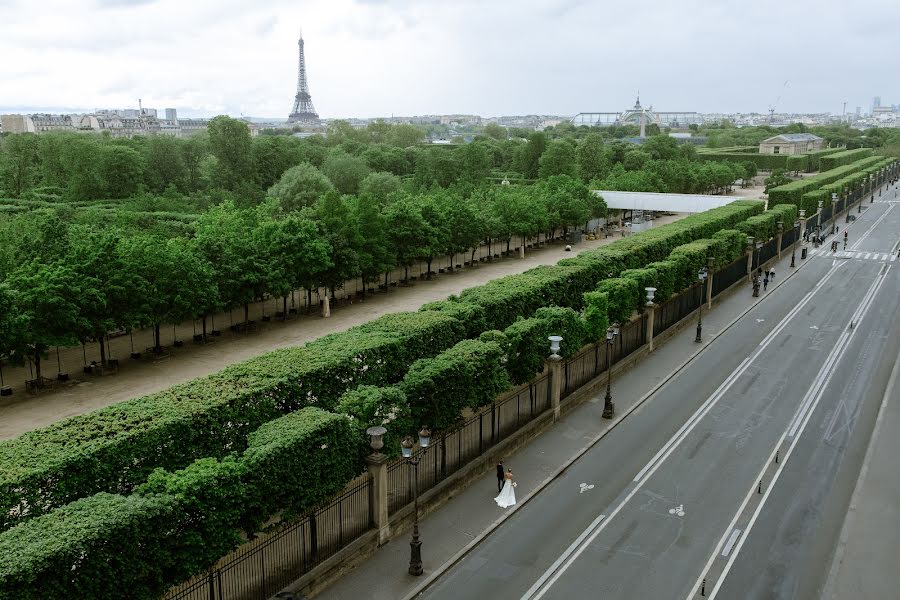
416,191 -> 900,600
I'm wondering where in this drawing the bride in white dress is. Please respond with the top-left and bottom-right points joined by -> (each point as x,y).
494,468 -> 516,508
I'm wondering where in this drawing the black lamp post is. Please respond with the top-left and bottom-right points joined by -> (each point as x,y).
401,427 -> 431,576
695,265 -> 708,343
791,210 -> 803,268
602,324 -> 619,419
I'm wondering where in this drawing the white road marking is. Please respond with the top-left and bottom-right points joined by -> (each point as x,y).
810,325 -> 819,330
721,529 -> 742,557
578,483 -> 594,494
668,504 -> 686,517
520,262 -> 847,600
864,252 -> 872,260
756,318 -> 765,323
695,266 -> 890,600
850,204 -> 894,250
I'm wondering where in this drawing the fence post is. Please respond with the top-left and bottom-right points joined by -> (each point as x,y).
647,303 -> 657,352
366,452 -> 391,545
706,257 -> 714,309
546,355 -> 563,421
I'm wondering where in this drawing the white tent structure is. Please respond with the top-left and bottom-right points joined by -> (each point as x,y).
593,190 -> 742,214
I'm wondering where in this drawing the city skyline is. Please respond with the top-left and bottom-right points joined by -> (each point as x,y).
1,0 -> 899,119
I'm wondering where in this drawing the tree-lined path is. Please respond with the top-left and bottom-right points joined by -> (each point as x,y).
0,214 -> 686,440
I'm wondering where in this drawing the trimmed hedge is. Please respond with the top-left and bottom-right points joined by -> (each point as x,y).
698,152 -> 788,170
786,155 -> 808,172
0,310 -> 465,531
0,493 -> 179,600
768,156 -> 884,208
401,338 -> 511,431
805,147 -> 842,171
583,291 -> 610,341
620,268 -> 658,313
0,407 -> 356,600
712,229 -> 747,265
337,385 -> 412,461
819,148 -> 873,171
596,278 -> 639,325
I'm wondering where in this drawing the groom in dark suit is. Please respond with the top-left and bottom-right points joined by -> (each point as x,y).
496,460 -> 505,492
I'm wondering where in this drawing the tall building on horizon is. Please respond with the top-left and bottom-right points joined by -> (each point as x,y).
872,96 -> 881,114
287,32 -> 319,124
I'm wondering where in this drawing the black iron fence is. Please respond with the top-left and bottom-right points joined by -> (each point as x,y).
165,477 -> 371,600
655,284 -> 702,336
713,257 -> 748,296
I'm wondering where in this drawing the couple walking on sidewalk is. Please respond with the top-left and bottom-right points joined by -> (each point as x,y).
495,460 -> 516,508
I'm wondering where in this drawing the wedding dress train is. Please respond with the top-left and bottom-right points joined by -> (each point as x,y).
494,478 -> 516,508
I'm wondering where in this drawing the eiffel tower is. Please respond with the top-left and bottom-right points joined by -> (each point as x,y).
287,32 -> 319,123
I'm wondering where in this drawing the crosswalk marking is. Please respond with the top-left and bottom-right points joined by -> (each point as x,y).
818,249 -> 897,262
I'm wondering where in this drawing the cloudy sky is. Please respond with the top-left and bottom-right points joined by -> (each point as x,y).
1,0 -> 898,119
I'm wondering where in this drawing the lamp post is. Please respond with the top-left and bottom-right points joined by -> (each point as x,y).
831,193 -> 838,235
792,210 -> 803,268
401,427 -> 431,576
695,264 -> 708,343
602,324 -> 619,419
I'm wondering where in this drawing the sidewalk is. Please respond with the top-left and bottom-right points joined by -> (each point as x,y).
0,215 -> 687,440
312,241 -> 802,600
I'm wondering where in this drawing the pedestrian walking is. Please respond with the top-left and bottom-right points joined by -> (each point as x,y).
769,268 -> 775,281
496,461 -> 505,493
763,275 -> 769,291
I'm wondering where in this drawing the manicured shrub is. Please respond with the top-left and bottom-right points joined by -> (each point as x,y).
582,291 -> 609,342
402,339 -> 510,431
336,385 -> 412,460
768,156 -> 883,207
646,260 -> 677,302
785,154 -> 807,172
238,408 -> 358,531
712,229 -> 747,265
596,278 -> 638,325
620,268 -> 658,312
0,493 -> 179,600
819,148 -> 873,171
534,306 -> 587,356
419,298 -> 487,339
503,317 -> 551,385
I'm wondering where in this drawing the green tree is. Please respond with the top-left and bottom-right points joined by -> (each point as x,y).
576,134 -> 607,183
383,196 -> 429,281
314,191 -> 360,302
359,171 -> 401,205
143,136 -> 186,193
0,133 -> 41,197
538,139 -> 577,178
642,135 -> 679,160
267,162 -> 334,211
353,195 -> 392,293
99,145 -> 145,198
493,186 -> 548,255
207,116 -> 253,191
321,151 -> 371,195
764,169 -> 791,194
386,124 -> 425,148
251,136 -> 303,191
482,123 -> 508,141
5,262 -> 95,382
181,136 -> 208,192
538,175 -> 592,237
518,131 -> 546,179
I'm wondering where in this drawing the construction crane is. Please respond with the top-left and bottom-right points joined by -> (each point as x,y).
768,80 -> 790,123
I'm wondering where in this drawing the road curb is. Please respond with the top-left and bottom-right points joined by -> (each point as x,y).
401,244 -> 811,600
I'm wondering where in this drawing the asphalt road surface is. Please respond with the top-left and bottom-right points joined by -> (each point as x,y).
416,195 -> 900,600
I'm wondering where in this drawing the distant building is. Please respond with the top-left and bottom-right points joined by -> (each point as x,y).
0,114 -> 36,133
165,108 -> 178,121
873,96 -> 881,113
758,133 -> 825,155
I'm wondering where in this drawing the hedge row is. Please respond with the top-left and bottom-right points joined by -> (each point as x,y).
0,310 -> 466,531
735,204 -> 799,241
767,156 -> 885,208
697,146 -> 759,154
801,158 -> 898,210
819,148 -> 873,171
0,407 -> 355,600
805,148 -> 843,171
697,152 -> 788,170
0,199 -> 765,533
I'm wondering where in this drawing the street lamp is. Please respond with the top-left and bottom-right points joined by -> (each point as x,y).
831,193 -> 838,235
401,427 -> 431,576
695,264 -> 708,343
791,212 -> 803,268
602,324 -> 619,419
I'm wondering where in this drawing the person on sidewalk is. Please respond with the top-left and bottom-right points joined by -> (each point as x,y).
769,268 -> 775,281
763,274 -> 769,291
494,468 -> 516,508
496,461 -> 505,493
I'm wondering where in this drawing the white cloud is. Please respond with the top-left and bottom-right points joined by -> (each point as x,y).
1,0 -> 898,118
